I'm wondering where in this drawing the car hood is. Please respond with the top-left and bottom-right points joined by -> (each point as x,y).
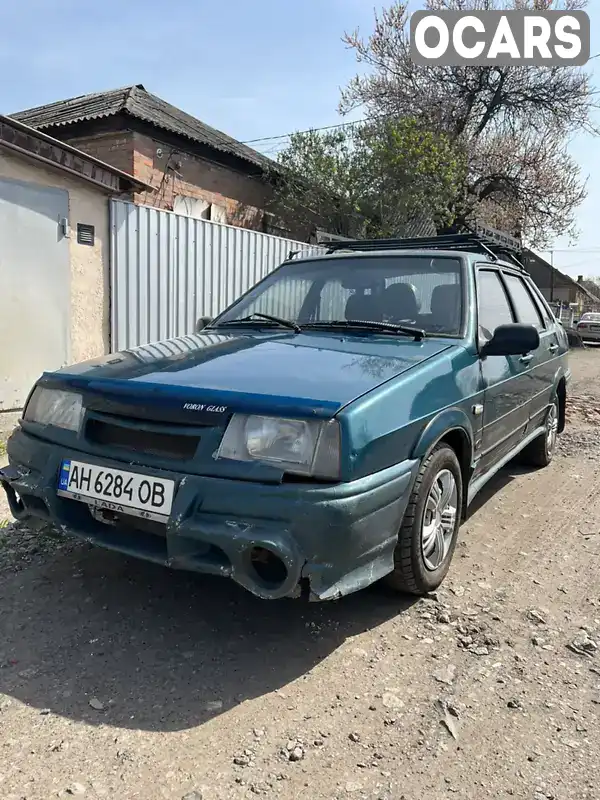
52,330 -> 455,417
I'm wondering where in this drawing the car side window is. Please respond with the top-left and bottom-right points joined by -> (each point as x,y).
526,280 -> 555,326
477,270 -> 515,341
503,274 -> 545,330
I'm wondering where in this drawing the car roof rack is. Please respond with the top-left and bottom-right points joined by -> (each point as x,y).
323,224 -> 527,271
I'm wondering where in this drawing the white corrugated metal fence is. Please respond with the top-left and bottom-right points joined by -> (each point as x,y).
110,200 -> 325,352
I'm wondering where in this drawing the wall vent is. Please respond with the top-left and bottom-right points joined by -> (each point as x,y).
77,223 -> 95,246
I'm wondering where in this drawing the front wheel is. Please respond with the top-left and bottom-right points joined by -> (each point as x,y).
383,444 -> 463,596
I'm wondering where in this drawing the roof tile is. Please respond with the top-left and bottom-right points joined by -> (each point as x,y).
11,85 -> 276,172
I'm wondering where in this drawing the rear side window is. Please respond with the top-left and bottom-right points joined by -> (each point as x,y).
503,274 -> 545,330
525,279 -> 555,324
477,270 -> 514,339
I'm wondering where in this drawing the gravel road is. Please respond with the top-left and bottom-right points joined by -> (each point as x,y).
1,349 -> 600,800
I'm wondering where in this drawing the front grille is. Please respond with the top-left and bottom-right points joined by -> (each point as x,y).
86,418 -> 199,460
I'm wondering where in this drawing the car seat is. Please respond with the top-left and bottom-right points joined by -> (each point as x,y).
430,284 -> 461,333
383,283 -> 419,322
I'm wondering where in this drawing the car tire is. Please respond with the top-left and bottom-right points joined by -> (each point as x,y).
520,397 -> 559,468
383,444 -> 463,596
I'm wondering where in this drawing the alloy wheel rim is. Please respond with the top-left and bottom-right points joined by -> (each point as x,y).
546,401 -> 559,454
421,469 -> 458,571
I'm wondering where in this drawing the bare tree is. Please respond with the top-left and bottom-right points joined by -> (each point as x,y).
341,0 -> 596,246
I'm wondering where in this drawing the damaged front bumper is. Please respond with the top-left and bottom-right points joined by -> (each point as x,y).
0,428 -> 417,601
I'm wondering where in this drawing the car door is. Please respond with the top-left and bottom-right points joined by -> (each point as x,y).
501,271 -> 557,433
475,267 -> 535,476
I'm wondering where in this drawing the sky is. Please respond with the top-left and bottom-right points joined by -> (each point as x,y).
1,0 -> 599,276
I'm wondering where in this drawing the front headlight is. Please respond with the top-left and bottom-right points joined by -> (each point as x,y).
23,387 -> 84,432
216,414 -> 341,479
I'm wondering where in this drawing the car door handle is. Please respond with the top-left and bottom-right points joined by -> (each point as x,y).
519,354 -> 534,364
549,343 -> 559,353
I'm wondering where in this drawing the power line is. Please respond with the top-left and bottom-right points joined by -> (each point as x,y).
245,54 -> 600,146
243,119 -> 363,145
247,95 -> 600,144
538,248 -> 600,253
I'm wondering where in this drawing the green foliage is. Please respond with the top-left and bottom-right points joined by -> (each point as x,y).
363,118 -> 466,236
275,127 -> 366,238
271,118 -> 466,239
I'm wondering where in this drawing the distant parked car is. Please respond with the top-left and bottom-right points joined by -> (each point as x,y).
1,234 -> 570,602
576,312 -> 600,343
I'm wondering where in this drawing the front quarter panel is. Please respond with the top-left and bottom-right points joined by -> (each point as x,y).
338,344 -> 482,482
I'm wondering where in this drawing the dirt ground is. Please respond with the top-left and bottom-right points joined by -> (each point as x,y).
1,349 -> 600,800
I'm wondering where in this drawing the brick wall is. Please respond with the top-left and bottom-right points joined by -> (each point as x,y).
62,128 -> 283,234
65,131 -> 135,176
130,132 -> 272,230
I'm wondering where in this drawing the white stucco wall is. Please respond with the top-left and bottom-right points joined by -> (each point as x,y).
0,149 -> 109,364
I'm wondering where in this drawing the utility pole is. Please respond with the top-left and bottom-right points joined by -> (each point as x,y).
549,249 -> 555,302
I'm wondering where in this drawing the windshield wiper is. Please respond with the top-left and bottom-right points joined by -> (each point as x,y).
213,312 -> 301,333
304,320 -> 426,341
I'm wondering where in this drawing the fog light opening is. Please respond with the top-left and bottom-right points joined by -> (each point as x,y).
249,546 -> 288,587
1,481 -> 27,519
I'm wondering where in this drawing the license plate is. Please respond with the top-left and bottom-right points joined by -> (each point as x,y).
57,459 -> 175,523
591,325 -> 600,331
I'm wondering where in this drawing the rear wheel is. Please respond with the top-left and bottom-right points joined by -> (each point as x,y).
384,444 -> 463,596
520,397 -> 559,468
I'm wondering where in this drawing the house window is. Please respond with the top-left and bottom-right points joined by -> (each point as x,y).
210,204 -> 227,225
173,196 -> 211,220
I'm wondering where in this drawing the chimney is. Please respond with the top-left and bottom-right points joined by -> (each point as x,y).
578,275 -> 583,283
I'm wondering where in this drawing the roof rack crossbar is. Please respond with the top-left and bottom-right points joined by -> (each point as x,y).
323,230 -> 526,271
477,240 -> 497,261
506,253 -> 527,270
325,233 -> 478,253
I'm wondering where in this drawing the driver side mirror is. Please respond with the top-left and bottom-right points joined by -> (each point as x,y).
481,323 -> 540,357
195,316 -> 213,333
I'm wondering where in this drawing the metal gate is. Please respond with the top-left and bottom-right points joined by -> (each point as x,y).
549,302 -> 575,328
110,200 -> 325,352
0,177 -> 70,412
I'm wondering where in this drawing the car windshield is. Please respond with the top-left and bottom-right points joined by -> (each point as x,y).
213,254 -> 464,337
581,313 -> 600,321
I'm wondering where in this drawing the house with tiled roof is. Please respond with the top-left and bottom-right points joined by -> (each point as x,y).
11,85 -> 286,234
522,250 -> 600,318
575,277 -> 600,308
